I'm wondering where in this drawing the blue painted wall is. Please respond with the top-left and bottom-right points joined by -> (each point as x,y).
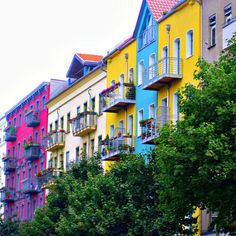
134,1 -> 158,154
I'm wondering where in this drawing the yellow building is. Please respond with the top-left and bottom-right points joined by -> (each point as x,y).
157,0 -> 201,234
99,37 -> 136,170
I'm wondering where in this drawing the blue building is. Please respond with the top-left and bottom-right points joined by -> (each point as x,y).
133,0 -> 177,154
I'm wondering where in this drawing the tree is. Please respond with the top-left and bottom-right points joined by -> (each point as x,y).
155,36 -> 236,234
0,217 -> 20,236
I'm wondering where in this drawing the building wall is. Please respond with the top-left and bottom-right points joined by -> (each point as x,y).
157,0 -> 201,121
0,116 -> 7,218
135,2 -> 158,154
47,69 -> 106,171
202,0 -> 236,62
4,83 -> 49,220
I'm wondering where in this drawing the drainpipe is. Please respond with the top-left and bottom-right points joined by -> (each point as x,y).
124,53 -> 129,136
166,24 -> 171,120
88,89 -> 92,156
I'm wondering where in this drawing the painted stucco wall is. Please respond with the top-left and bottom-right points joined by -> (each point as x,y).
4,83 -> 49,220
47,69 -> 106,171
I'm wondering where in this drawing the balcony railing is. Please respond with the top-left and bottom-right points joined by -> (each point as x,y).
141,57 -> 183,91
37,168 -> 62,188
100,130 -> 134,161
140,106 -> 170,144
138,25 -> 156,50
21,178 -> 39,194
0,187 -> 16,202
2,156 -> 16,173
24,109 -> 40,127
71,111 -> 97,137
100,82 -> 136,113
24,144 -> 40,161
222,17 -> 236,49
44,130 -> 65,152
4,126 -> 17,142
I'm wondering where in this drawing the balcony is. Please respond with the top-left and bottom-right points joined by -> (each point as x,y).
24,144 -> 40,161
37,168 -> 62,188
138,25 -> 156,50
141,57 -> 183,91
222,18 -> 236,49
21,178 -> 39,194
100,82 -> 136,113
2,156 -> 16,173
24,109 -> 40,127
0,187 -> 16,202
71,111 -> 97,137
44,130 -> 65,152
4,126 -> 16,142
140,106 -> 169,144
100,129 -> 134,161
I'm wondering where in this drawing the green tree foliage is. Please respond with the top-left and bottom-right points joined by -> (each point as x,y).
0,217 -> 20,236
155,36 -> 236,234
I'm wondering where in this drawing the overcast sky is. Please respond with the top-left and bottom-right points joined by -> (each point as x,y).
0,0 -> 142,117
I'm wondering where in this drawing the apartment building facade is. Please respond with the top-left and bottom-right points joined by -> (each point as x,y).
202,0 -> 236,62
44,54 -> 106,176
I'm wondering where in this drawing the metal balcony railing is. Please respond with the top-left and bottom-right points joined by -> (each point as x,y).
142,57 -> 183,90
100,82 -> 136,112
138,25 -> 156,50
21,178 -> 39,194
37,168 -> 62,188
100,131 -> 134,161
44,130 -> 65,152
24,144 -> 40,161
0,187 -> 16,202
3,156 -> 16,173
24,109 -> 40,127
4,126 -> 17,142
71,111 -> 97,137
139,106 -> 170,144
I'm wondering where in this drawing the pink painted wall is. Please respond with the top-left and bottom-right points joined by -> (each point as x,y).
5,83 -> 50,220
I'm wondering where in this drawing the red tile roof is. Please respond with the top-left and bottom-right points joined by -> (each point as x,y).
147,0 -> 178,21
77,53 -> 103,62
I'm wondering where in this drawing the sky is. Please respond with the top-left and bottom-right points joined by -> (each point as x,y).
0,0 -> 143,117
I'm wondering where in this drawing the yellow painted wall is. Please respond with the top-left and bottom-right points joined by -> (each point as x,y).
157,0 -> 201,120
104,40 -> 137,170
158,1 -> 202,234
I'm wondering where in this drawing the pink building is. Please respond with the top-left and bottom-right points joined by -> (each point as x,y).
1,80 -> 67,220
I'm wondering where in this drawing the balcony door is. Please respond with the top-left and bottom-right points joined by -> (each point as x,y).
174,38 -> 180,74
162,46 -> 168,74
119,74 -> 124,99
127,115 -> 133,146
160,98 -> 168,126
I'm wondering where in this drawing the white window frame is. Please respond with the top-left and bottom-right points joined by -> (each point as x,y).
138,60 -> 144,85
138,109 -> 144,136
186,30 -> 193,58
149,53 -> 156,80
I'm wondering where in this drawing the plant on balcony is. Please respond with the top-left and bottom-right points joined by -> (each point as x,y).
126,83 -> 135,99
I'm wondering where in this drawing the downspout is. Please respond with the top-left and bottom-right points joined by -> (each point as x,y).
88,89 -> 92,156
124,53 -> 129,135
166,24 -> 171,121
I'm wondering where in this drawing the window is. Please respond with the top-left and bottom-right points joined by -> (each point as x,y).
84,102 -> 88,112
118,120 -> 124,135
36,100 -> 40,110
91,97 -> 95,112
13,117 -> 17,126
173,92 -> 180,124
149,54 -> 156,80
67,113 -> 70,132
55,120 -> 58,130
174,38 -> 181,73
17,143 -> 20,159
77,106 -> 80,115
60,116 -> 64,129
19,114 -> 22,127
83,143 -> 87,156
49,123 -> 53,132
98,135 -> 102,153
42,96 -> 46,110
128,115 -> 133,146
149,104 -> 155,119
75,147 -> 80,163
138,109 -> 144,136
224,4 -> 232,24
209,15 -> 216,47
162,46 -> 168,74
91,139 -> 95,156
32,199 -> 36,216
60,154 -> 64,169
41,128 -> 45,142
66,151 -> 70,170
27,201 -> 30,220
186,30 -> 193,57
21,204 -> 24,220
110,124 -> 115,138
35,132 -> 38,144
129,68 -> 134,84
99,94 -> 103,114
138,61 -> 144,85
